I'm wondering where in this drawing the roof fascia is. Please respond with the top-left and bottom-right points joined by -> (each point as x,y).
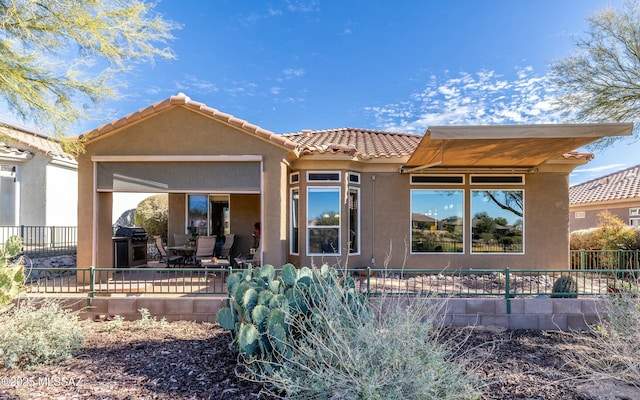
427,123 -> 633,140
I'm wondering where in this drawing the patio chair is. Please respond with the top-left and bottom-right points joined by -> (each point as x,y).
194,235 -> 217,265
154,236 -> 183,267
173,233 -> 189,246
218,234 -> 235,260
234,239 -> 261,268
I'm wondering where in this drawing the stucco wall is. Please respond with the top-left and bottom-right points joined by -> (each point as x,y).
45,163 -> 78,226
290,167 -> 572,270
570,201 -> 640,232
77,106 -> 291,271
19,154 -> 47,225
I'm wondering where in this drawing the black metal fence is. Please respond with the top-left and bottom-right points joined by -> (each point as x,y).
0,225 -> 77,258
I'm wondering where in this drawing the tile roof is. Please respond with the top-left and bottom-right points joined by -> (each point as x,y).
283,128 -> 422,159
570,164 -> 640,205
78,93 -> 299,151
0,123 -> 75,163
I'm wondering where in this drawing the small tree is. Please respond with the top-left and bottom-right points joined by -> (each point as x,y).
0,0 -> 178,145
550,0 -> 640,148
133,194 -> 168,239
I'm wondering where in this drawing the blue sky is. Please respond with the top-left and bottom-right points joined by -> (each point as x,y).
8,0 -> 639,185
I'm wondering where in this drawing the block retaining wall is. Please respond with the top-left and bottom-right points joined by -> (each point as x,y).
40,296 -> 605,331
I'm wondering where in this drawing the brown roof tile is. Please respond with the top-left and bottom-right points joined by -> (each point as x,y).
283,128 -> 422,159
570,164 -> 640,205
0,124 -> 75,163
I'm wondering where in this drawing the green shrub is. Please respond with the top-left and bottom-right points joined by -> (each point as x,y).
551,275 -> 578,298
133,194 -> 168,239
0,299 -> 84,370
219,264 -> 481,399
0,236 -> 25,310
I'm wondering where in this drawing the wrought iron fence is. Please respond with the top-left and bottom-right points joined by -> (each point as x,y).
570,249 -> 640,270
23,266 -> 640,312
0,225 -> 77,257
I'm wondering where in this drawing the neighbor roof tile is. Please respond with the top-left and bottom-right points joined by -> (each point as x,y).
570,164 -> 640,205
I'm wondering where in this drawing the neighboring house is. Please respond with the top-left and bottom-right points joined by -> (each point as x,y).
0,123 -> 78,227
569,164 -> 640,231
74,93 -> 632,275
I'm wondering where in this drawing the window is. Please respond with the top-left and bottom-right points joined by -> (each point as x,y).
410,189 -> 464,253
470,175 -> 524,185
471,190 -> 524,253
307,187 -> 340,255
290,188 -> 299,254
187,194 -> 230,237
0,165 -> 17,225
630,218 -> 640,227
411,174 -> 464,185
290,172 -> 299,184
348,188 -> 359,254
348,172 -> 360,184
575,211 -> 586,219
307,171 -> 340,182
630,208 -> 640,217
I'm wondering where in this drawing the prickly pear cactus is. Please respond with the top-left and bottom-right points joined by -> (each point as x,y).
0,236 -> 25,309
216,263 -> 367,367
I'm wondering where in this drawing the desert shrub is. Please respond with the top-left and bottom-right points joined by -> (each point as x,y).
133,194 -> 168,239
219,264 -> 480,399
0,236 -> 25,310
567,295 -> 640,388
570,211 -> 640,251
137,308 -> 167,330
0,299 -> 84,370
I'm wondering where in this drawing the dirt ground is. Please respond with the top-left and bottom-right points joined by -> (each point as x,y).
0,320 -> 638,400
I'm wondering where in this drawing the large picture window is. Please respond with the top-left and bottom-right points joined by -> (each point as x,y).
471,190 -> 524,253
411,189 -> 464,253
307,187 -> 340,255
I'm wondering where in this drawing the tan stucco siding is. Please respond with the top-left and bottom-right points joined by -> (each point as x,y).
77,106 -> 291,270
570,200 -> 640,232
288,167 -> 572,271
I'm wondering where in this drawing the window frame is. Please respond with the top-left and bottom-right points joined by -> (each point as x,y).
290,187 -> 299,255
348,187 -> 360,255
409,188 -> 465,254
410,174 -> 465,185
306,186 -> 341,256
307,171 -> 341,182
470,174 -> 525,185
470,189 -> 525,255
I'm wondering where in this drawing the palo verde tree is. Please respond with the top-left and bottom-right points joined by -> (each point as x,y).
550,0 -> 640,149
0,0 -> 179,151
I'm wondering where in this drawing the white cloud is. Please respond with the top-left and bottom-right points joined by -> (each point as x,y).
173,75 -> 218,95
282,68 -> 305,78
364,66 -> 564,133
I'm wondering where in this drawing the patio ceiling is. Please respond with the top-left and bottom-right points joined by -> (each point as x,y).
404,123 -> 633,170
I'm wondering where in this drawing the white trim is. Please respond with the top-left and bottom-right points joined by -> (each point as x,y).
290,187 -> 299,255
348,172 -> 361,185
470,189 -> 525,255
575,211 -> 586,219
289,172 -> 300,184
91,155 -> 263,162
306,186 -> 341,256
630,208 -> 640,217
348,187 -> 361,255
409,188 -> 465,255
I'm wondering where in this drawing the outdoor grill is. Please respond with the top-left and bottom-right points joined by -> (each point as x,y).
112,226 -> 148,268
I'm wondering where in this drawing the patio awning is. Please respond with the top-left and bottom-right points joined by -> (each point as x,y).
403,123 -> 633,171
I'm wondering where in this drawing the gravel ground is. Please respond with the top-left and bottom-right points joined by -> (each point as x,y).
0,320 -> 638,400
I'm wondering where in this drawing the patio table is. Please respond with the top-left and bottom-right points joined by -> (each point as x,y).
167,245 -> 196,265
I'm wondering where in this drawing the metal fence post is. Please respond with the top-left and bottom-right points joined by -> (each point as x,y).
87,266 -> 95,307
366,266 -> 371,297
505,268 -> 511,314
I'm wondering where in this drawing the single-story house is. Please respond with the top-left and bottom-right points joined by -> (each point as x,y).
569,163 -> 640,231
74,93 -> 632,275
0,123 -> 78,228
